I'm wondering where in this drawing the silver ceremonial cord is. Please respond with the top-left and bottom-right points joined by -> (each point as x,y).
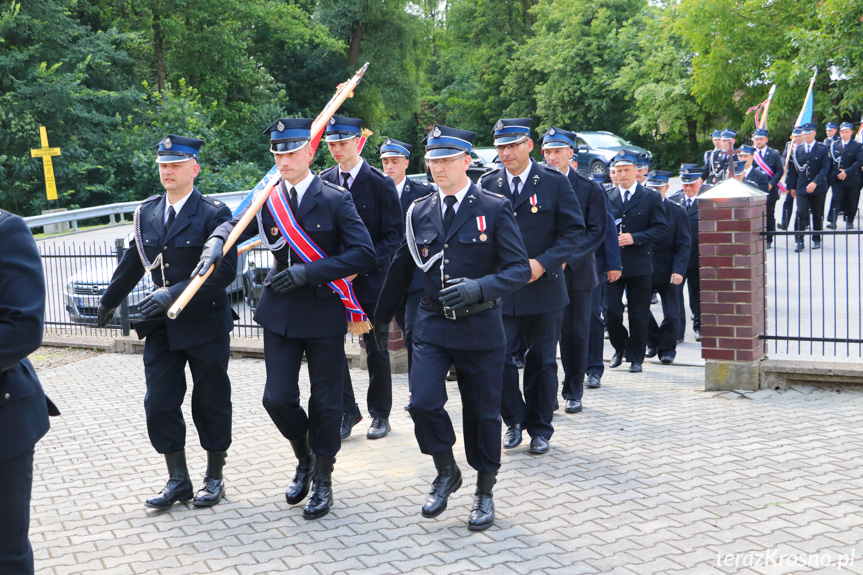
133,203 -> 166,286
405,202 -> 444,274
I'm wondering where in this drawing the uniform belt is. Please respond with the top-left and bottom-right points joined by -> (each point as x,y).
421,293 -> 500,320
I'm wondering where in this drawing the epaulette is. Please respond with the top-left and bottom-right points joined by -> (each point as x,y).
572,169 -> 596,183
369,165 -> 387,179
479,167 -> 504,182
200,194 -> 227,209
479,188 -> 505,199
667,191 -> 686,205
141,194 -> 161,204
413,190 -> 436,204
321,179 -> 347,193
319,165 -> 337,177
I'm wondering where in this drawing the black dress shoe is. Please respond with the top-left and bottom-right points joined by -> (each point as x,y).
677,335 -> 685,343
645,347 -> 657,358
404,402 -> 411,411
303,456 -> 335,520
467,491 -> 495,531
564,399 -> 582,413
193,451 -> 227,507
145,451 -> 194,510
513,357 -> 525,370
848,222 -> 855,230
827,222 -> 837,230
813,240 -> 821,250
586,374 -> 601,389
503,424 -> 523,449
694,330 -> 702,342
529,436 -> 550,454
659,354 -> 674,365
339,411 -> 362,440
609,352 -> 623,368
422,451 -> 462,518
629,362 -> 642,373
794,242 -> 805,253
367,417 -> 390,439
777,223 -> 787,230
766,241 -> 773,249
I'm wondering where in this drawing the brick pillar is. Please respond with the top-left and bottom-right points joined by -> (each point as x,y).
697,180 -> 767,390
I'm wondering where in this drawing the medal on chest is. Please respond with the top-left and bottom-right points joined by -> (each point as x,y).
271,226 -> 280,237
530,194 -> 539,213
422,246 -> 429,258
476,216 -> 488,242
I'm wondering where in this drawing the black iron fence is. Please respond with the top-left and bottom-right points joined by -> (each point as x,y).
38,240 -> 270,340
761,209 -> 863,358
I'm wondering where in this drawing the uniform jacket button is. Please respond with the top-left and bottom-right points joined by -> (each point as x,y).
443,244 -> 449,249
163,246 -> 168,251
4,393 -> 10,400
165,280 -> 170,285
444,259 -> 449,264
444,274 -> 450,280
165,263 -> 170,268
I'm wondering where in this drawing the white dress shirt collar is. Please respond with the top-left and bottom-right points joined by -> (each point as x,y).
340,158 -> 364,188
619,182 -> 638,203
439,181 -> 472,217
165,190 -> 193,223
285,170 -> 316,204
505,162 -> 533,193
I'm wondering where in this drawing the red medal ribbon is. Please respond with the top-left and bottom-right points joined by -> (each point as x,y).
476,216 -> 486,233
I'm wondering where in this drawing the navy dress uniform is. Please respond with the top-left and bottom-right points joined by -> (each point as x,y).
738,147 -> 771,194
201,118 -> 376,520
823,122 -> 839,146
787,122 -> 831,252
644,171 -> 691,363
604,152 -> 667,371
586,198 -> 622,388
538,127 -> 607,413
779,127 -> 804,230
752,129 -> 784,246
480,119 -> 585,454
379,138 -> 435,381
826,122 -> 863,229
671,164 -> 703,341
0,210 -> 59,575
375,124 -> 530,531
702,130 -> 722,167
319,115 -> 403,440
702,129 -> 739,187
98,135 -> 237,509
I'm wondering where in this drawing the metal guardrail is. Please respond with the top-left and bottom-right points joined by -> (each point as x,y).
23,190 -> 250,230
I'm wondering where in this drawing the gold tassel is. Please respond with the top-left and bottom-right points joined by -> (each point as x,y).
348,320 -> 372,335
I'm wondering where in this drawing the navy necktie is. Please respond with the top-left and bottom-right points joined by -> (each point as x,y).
443,195 -> 457,233
511,176 -> 521,203
289,186 -> 299,213
341,172 -> 351,189
166,206 -> 176,232
624,190 -> 631,204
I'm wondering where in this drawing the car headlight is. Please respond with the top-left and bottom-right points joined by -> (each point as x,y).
66,280 -> 75,294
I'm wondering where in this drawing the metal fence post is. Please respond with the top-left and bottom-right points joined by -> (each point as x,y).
115,238 -> 131,336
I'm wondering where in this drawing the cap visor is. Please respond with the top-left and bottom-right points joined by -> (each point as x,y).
379,151 -> 408,159
425,148 -> 467,160
494,134 -> 529,146
271,140 -> 310,154
156,154 -> 194,164
325,134 -> 358,143
541,141 -> 571,149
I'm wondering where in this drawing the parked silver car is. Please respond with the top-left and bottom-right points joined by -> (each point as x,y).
64,230 -> 246,324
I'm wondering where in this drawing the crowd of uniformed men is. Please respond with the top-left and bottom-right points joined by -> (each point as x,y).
4,109 -> 863,573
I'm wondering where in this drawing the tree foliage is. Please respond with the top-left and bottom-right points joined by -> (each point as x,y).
1,0 -> 861,216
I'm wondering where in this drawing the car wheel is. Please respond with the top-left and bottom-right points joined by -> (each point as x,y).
590,160 -> 608,178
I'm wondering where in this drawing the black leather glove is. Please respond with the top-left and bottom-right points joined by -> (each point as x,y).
270,264 -> 308,295
191,237 -> 225,277
372,321 -> 390,351
96,305 -> 115,328
138,288 -> 174,318
439,277 -> 483,311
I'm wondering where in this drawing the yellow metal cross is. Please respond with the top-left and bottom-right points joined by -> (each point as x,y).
30,126 -> 62,201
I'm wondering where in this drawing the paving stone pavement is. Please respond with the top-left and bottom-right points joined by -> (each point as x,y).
30,354 -> 863,575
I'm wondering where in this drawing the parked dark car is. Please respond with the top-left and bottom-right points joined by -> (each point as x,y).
574,131 -> 652,179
